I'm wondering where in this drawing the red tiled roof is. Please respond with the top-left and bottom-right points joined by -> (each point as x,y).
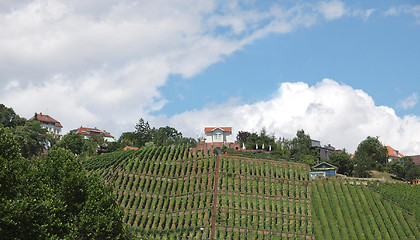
385,146 -> 404,158
123,146 -> 139,151
29,113 -> 63,128
72,127 -> 114,138
204,127 -> 232,133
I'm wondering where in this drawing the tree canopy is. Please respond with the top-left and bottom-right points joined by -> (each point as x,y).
0,128 -> 127,239
353,136 -> 388,177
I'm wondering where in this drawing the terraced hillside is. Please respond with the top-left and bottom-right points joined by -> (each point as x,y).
84,145 -> 312,239
312,179 -> 420,240
83,145 -> 420,239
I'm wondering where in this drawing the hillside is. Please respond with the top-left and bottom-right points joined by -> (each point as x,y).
83,145 -> 420,239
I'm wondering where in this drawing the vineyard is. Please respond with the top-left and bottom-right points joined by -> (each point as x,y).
83,145 -> 420,239
311,179 -> 420,240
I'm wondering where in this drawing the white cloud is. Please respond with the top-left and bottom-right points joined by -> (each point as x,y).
385,5 -> 420,24
318,1 -> 346,20
1,0 -> 351,137
397,93 -> 418,110
165,79 -> 420,155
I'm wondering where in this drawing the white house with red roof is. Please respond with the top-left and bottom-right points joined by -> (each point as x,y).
29,113 -> 63,134
193,127 -> 239,155
71,126 -> 116,142
385,146 -> 404,162
205,127 -> 233,143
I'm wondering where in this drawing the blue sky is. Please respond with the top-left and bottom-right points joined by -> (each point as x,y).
159,1 -> 420,117
0,0 -> 419,154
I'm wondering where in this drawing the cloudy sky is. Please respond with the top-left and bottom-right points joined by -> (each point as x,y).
1,0 -> 419,154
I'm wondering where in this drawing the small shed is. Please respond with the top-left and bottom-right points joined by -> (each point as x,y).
310,162 -> 338,179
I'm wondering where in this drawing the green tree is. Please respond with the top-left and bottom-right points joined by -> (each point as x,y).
290,129 -> 318,164
35,147 -> 127,239
236,131 -> 251,144
134,118 -> 153,147
388,156 -> 415,179
275,137 -> 292,159
152,126 -> 182,146
353,136 -> 387,177
57,132 -> 87,155
12,120 -> 48,159
0,129 -> 127,239
0,104 -> 26,128
328,150 -> 353,176
245,132 -> 259,150
405,166 -> 420,183
119,132 -> 138,147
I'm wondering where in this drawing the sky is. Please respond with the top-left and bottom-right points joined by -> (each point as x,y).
1,0 -> 419,154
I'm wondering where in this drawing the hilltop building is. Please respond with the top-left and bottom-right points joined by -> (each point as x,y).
195,127 -> 240,154
385,146 -> 404,162
311,139 -> 341,162
29,113 -> 63,134
71,126 -> 116,142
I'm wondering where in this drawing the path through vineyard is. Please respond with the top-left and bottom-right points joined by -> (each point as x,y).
210,155 -> 221,238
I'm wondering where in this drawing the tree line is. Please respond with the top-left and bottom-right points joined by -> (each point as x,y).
235,128 -> 419,181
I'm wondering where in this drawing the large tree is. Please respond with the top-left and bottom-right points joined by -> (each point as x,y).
57,132 -> 88,155
152,126 -> 182,146
388,156 -> 415,179
353,136 -> 388,177
0,128 -> 127,239
0,104 -> 26,128
236,131 -> 251,144
134,118 -> 153,147
12,120 -> 48,159
328,150 -> 353,176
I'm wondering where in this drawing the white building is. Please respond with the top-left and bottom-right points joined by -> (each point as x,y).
204,127 -> 233,143
29,113 -> 63,134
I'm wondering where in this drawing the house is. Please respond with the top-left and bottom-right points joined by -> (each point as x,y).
29,112 -> 63,134
311,139 -> 341,161
385,146 -> 404,162
310,162 -> 338,179
71,126 -> 116,142
194,127 -> 240,154
205,127 -> 233,143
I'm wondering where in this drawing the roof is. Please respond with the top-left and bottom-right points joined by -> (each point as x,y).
311,162 -> 338,170
72,127 -> 114,138
29,113 -> 63,128
123,146 -> 139,151
409,155 -> 420,166
385,146 -> 404,158
204,127 -> 232,133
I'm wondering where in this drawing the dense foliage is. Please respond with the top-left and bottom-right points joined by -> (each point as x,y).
353,136 -> 388,177
0,128 -> 127,239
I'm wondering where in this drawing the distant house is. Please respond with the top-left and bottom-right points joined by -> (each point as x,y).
311,139 -> 341,161
194,127 -> 239,154
29,112 -> 63,134
385,146 -> 404,162
205,127 -> 233,143
71,127 -> 116,142
310,162 -> 338,179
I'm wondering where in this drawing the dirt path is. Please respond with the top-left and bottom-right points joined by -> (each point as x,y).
210,155 -> 221,239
